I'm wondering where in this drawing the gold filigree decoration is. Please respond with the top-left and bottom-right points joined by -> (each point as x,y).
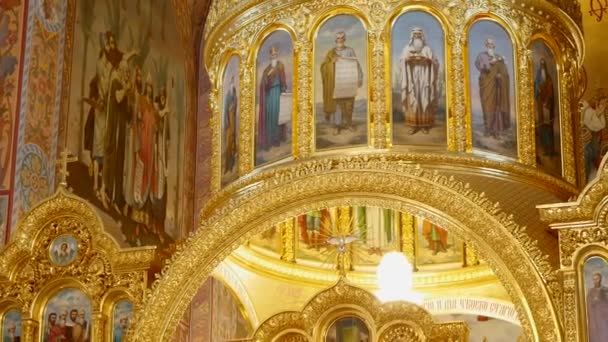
129,160 -> 560,341
538,154 -> 608,225
400,212 -> 416,266
279,219 -> 296,263
235,279 -> 464,342
378,324 -> 422,342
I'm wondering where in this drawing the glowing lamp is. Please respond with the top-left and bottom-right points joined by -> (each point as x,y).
376,252 -> 423,304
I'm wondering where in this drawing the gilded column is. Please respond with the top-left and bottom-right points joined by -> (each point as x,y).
21,318 -> 38,342
210,87 -> 221,192
447,6 -> 468,152
560,47 -> 577,184
464,243 -> 480,266
561,271 -> 577,342
336,206 -> 353,272
296,41 -> 314,158
279,218 -> 296,263
369,28 -> 388,149
518,47 -> 536,166
91,311 -> 105,341
399,212 -> 416,268
239,61 -> 254,175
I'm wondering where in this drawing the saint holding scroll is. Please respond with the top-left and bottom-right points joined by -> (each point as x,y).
321,31 -> 363,134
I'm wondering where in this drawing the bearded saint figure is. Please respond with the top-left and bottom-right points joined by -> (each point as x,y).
399,27 -> 440,135
475,38 -> 511,138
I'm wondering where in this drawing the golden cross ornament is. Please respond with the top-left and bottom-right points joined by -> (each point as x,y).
56,149 -> 77,187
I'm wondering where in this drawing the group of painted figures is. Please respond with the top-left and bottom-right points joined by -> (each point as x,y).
81,31 -> 172,244
43,309 -> 90,342
222,13 -> 563,178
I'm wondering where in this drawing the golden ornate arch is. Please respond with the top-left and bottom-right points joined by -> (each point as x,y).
129,156 -> 560,341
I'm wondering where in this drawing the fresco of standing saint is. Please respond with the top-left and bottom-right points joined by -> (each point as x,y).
221,56 -> 239,186
468,21 -> 517,157
315,15 -> 368,150
531,41 -> 561,177
392,11 -> 446,146
63,1 -> 188,249
255,30 -> 294,166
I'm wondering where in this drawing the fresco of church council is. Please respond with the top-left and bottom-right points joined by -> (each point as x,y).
221,56 -> 240,186
255,30 -> 294,166
64,0 -> 187,248
531,40 -> 561,177
468,20 -> 517,158
314,14 -> 368,150
580,1 -> 608,184
581,88 -> 608,182
391,11 -> 447,146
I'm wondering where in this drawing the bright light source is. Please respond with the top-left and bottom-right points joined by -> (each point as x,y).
376,252 -> 423,304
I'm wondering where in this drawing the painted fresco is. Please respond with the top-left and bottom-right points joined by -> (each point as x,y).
42,288 -> 92,342
210,278 -> 251,342
297,208 -> 336,263
9,0 -> 64,234
314,14 -> 368,150
391,11 -> 446,146
221,56 -> 239,186
351,206 -> 400,265
531,41 -> 561,177
186,277 -> 252,342
584,256 -> 608,342
0,0 -> 21,190
581,2 -> 608,184
415,218 -> 463,266
581,89 -> 608,181
296,207 -> 400,266
188,277 -> 212,342
249,225 -> 281,256
1,309 -> 20,342
255,30 -> 293,166
468,20 -> 517,158
63,0 -> 187,248
436,314 -> 523,341
326,316 -> 370,342
112,299 -> 133,342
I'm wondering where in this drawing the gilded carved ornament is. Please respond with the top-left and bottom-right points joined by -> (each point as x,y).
537,156 -> 608,342
129,160 -> 561,341
0,189 -> 155,341
235,278 -> 467,342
